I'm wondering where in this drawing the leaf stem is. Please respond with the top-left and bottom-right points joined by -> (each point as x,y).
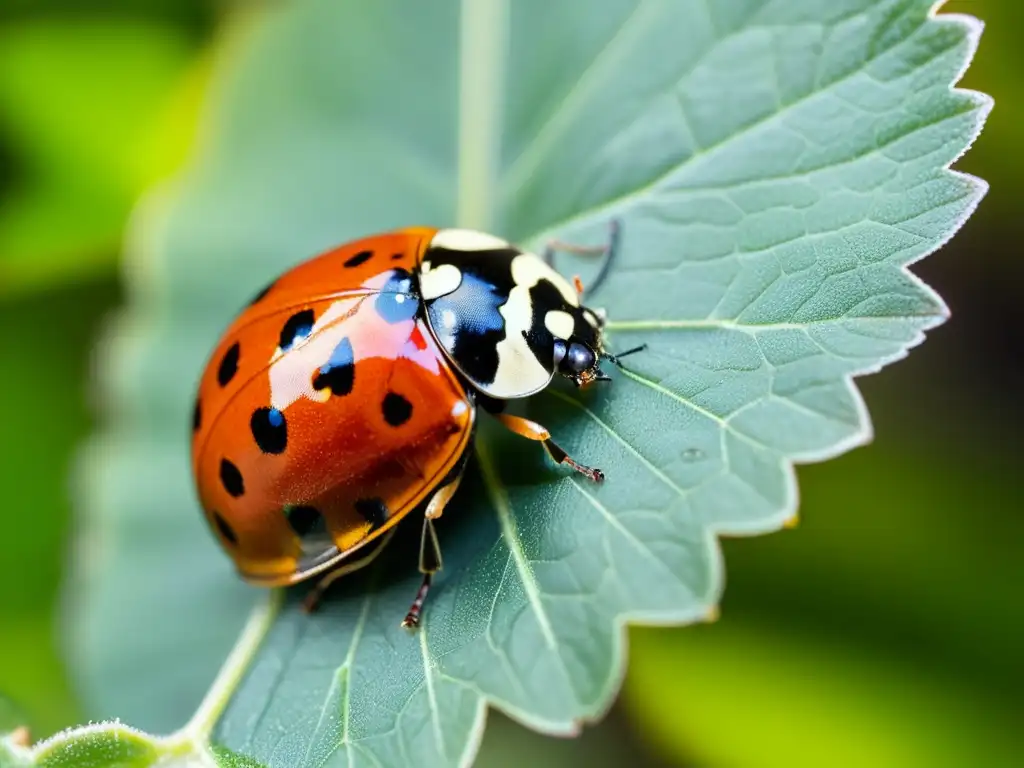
456,0 -> 507,231
176,589 -> 284,744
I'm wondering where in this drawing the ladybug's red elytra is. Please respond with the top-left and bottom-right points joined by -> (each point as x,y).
190,224 -> 643,628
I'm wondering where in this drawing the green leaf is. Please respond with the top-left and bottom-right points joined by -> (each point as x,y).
0,280 -> 121,736
0,723 -> 215,768
65,0 -> 989,766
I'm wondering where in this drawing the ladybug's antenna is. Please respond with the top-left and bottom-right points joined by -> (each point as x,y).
602,344 -> 647,367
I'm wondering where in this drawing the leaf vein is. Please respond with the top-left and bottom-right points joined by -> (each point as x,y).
546,389 -> 689,498
502,0 -> 660,196
418,623 -> 448,762
525,10 -> 929,245
475,439 -> 558,649
568,479 -> 696,599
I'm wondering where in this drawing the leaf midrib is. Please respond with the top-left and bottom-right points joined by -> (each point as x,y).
456,0 -> 507,231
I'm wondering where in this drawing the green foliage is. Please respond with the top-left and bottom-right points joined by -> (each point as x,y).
0,279 -> 120,734
45,0 -> 988,766
0,725 -> 185,768
0,19 -> 198,295
211,745 -> 269,768
626,618 -> 1024,767
0,694 -> 28,734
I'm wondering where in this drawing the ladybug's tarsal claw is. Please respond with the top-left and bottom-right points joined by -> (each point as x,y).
556,449 -> 604,484
577,462 -> 604,484
401,572 -> 432,631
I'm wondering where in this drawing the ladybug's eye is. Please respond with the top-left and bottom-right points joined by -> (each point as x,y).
566,342 -> 595,373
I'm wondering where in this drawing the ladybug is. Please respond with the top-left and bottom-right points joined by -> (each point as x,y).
190,224 -> 643,628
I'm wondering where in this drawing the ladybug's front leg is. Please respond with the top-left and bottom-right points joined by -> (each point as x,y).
493,413 -> 605,484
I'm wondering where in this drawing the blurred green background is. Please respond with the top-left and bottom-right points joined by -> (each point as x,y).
0,1 -> 1018,766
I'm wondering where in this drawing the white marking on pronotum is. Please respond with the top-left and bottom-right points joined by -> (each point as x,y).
544,309 -> 575,339
470,252 -> 584,398
487,284 -> 552,398
510,253 -> 579,306
431,228 -> 509,251
419,262 -> 463,300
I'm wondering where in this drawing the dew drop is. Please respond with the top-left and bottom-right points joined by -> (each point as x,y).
681,448 -> 705,462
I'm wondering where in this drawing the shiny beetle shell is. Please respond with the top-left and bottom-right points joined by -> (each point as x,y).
191,227 -> 610,586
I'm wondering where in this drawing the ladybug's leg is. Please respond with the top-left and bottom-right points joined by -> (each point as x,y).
401,466 -> 465,629
493,413 -> 604,483
302,528 -> 396,614
541,218 -> 620,299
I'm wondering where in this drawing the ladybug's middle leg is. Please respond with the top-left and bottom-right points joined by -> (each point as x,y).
493,412 -> 605,484
541,218 -> 621,299
401,464 -> 465,630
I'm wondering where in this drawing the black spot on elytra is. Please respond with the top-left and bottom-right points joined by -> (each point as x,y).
213,512 -> 237,545
217,342 -> 240,387
250,407 -> 288,454
391,252 -> 405,260
313,365 -> 354,397
354,498 -> 389,529
278,309 -> 315,352
248,280 -> 275,306
192,399 -> 202,432
312,337 -> 355,397
343,250 -> 373,268
219,458 -> 245,497
382,392 -> 413,427
286,505 -> 325,537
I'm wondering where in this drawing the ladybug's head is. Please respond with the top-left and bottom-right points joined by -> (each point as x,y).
553,338 -> 606,387
552,305 -> 645,388
552,304 -> 607,387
